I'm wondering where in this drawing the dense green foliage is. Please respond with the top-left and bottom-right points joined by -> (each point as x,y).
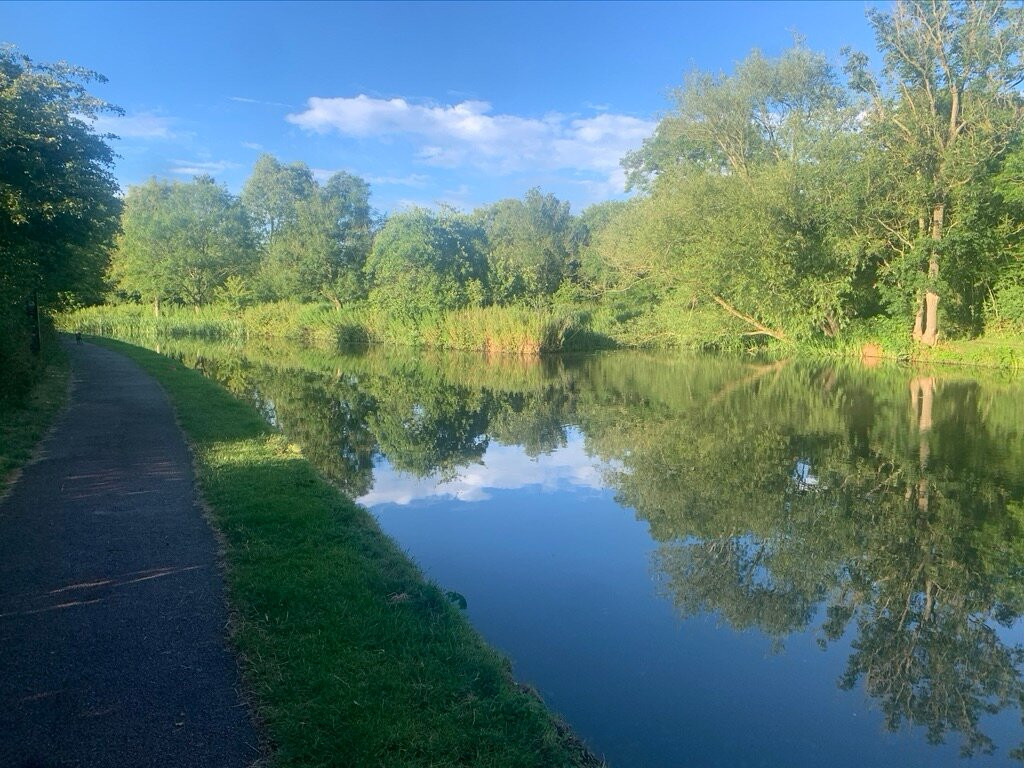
85,2 -> 1024,362
108,176 -> 255,313
0,46 -> 119,400
618,3 -> 1024,349
365,207 -> 487,319
94,337 -> 600,768
244,156 -> 373,306
474,188 -> 578,304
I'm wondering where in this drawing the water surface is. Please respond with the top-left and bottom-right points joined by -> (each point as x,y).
161,339 -> 1024,767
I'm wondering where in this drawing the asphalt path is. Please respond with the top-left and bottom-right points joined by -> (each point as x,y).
0,341 -> 261,768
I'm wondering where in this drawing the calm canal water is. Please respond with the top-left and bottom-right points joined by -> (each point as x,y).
159,339 -> 1024,767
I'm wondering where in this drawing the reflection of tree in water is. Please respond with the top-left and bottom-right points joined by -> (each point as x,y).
487,388 -> 573,458
152,338 -> 1024,758
367,377 -> 491,479
160,342 -> 379,496
600,367 -> 1024,759
154,340 -> 580,487
271,370 -> 378,497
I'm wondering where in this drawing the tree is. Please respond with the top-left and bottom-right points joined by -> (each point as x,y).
364,208 -> 486,321
0,47 -> 121,303
254,167 -> 374,305
845,0 -> 1024,345
0,46 -> 120,398
987,138 -> 1024,331
109,176 -> 255,312
241,153 -> 315,246
476,188 -> 576,304
623,43 -> 848,186
606,45 -> 862,345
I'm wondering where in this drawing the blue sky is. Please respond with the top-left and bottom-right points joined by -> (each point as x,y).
4,1 -> 881,213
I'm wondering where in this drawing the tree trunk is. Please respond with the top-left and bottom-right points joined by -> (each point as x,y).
153,296 -> 161,318
710,295 -> 787,341
912,296 -> 925,342
920,204 -> 944,347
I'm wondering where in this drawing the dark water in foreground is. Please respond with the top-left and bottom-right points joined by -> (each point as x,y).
155,339 -> 1024,767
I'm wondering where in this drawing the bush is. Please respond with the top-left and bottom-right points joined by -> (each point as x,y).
986,282 -> 1024,332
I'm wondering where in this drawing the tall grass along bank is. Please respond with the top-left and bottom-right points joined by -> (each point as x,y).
63,302 -> 603,355
92,336 -> 601,768
63,300 -> 1024,369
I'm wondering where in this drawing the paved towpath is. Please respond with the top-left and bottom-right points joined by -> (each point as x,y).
0,341 -> 261,768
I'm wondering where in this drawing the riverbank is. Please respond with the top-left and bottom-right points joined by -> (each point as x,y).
0,333 -> 69,496
63,301 -> 605,354
89,336 -> 602,767
61,302 -> 1024,370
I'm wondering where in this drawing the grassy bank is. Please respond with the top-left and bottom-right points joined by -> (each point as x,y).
62,301 -> 1024,370
63,301 -> 604,354
0,332 -> 70,495
91,336 -> 600,768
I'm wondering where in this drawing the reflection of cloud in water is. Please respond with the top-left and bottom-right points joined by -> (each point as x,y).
358,429 -> 610,506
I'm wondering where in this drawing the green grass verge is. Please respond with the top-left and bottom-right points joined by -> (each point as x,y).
91,336 -> 601,768
0,336 -> 69,496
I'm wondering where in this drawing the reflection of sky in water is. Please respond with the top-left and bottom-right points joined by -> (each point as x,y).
366,461 -> 1023,768
358,428 -> 611,505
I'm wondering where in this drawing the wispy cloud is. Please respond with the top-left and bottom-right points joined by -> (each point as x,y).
286,95 -> 654,195
313,169 -> 433,189
241,141 -> 264,151
92,111 -> 179,140
229,96 -> 293,108
365,173 -> 431,188
169,159 -> 240,176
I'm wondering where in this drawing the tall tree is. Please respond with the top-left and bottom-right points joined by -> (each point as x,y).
0,46 -> 120,308
321,171 -> 374,304
476,188 -> 576,304
607,45 -> 861,345
260,171 -> 374,305
845,0 -> 1024,345
0,46 -> 120,399
364,208 -> 486,321
241,153 -> 315,245
109,177 -> 254,312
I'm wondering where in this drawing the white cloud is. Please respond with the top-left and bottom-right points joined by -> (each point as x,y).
286,95 -> 655,188
241,141 -> 264,151
358,431 -> 611,507
92,111 -> 178,140
169,159 -> 239,176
